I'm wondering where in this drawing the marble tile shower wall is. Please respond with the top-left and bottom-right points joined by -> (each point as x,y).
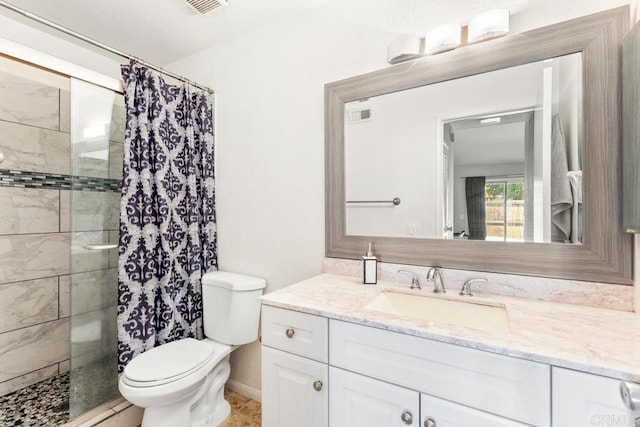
0,57 -> 125,398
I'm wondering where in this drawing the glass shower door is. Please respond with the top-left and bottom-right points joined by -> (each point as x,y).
68,78 -> 124,418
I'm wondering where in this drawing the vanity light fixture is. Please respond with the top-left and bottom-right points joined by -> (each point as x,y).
468,9 -> 510,43
425,23 -> 462,55
387,35 -> 423,64
388,9 -> 509,64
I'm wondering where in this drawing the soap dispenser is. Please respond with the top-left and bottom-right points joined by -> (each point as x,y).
362,242 -> 378,285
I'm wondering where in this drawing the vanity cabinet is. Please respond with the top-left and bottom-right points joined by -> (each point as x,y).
552,367 -> 635,426
261,305 -> 634,427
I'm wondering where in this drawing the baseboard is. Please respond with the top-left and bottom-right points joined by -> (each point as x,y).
226,379 -> 261,402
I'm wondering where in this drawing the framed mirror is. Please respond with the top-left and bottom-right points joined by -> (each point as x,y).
325,7 -> 633,284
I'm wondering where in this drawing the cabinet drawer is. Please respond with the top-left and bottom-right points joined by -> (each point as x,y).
552,368 -> 634,426
330,319 -> 550,427
421,393 -> 529,427
330,367 -> 420,427
262,305 -> 328,362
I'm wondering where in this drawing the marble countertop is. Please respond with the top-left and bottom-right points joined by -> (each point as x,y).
260,274 -> 640,382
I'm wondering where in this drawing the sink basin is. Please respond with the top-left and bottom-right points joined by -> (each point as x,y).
363,291 -> 509,333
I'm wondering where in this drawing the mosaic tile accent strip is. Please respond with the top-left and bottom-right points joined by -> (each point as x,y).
0,170 -> 121,193
0,372 -> 69,426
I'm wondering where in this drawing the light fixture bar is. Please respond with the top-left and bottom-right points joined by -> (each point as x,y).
480,117 -> 502,124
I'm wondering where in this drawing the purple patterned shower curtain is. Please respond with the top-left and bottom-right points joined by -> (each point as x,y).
117,62 -> 217,372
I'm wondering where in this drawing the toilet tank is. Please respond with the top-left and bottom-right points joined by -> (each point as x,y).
201,271 -> 266,345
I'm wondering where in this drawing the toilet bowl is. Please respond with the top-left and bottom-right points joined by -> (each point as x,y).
118,271 -> 266,427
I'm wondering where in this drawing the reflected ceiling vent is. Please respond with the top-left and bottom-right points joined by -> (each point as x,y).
346,100 -> 372,125
184,0 -> 228,14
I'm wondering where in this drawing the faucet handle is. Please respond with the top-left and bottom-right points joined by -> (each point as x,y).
460,278 -> 487,297
398,270 -> 421,290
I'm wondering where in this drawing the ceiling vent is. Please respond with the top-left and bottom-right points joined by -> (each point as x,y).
184,0 -> 228,14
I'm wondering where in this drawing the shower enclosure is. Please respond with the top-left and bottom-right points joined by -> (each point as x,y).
0,54 -> 123,424
68,79 -> 124,419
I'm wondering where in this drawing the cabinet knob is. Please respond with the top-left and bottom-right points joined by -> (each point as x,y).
424,417 -> 436,427
401,410 -> 413,425
285,328 -> 295,338
620,381 -> 640,411
313,380 -> 323,391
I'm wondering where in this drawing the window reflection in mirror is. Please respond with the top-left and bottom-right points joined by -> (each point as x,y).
483,180 -> 525,242
344,52 -> 583,244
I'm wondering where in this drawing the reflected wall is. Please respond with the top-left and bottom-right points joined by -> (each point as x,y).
345,53 -> 583,244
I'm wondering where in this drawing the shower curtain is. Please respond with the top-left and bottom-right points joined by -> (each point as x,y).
117,62 -> 217,372
465,177 -> 487,240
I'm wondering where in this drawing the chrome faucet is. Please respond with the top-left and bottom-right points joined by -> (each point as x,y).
398,270 -> 421,290
426,267 -> 446,294
460,278 -> 487,296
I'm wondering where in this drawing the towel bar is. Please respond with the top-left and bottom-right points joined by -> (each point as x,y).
345,198 -> 401,206
83,244 -> 118,251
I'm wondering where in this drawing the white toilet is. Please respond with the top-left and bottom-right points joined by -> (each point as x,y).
118,271 -> 266,427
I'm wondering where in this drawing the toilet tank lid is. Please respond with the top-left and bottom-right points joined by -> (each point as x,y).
202,271 -> 266,291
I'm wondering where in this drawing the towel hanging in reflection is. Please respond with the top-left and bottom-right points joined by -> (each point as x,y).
550,114 -> 573,242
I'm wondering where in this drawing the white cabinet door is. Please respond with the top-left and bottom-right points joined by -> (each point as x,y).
330,367 -> 420,427
262,346 -> 328,427
421,393 -> 530,427
330,319 -> 550,426
553,367 -> 636,427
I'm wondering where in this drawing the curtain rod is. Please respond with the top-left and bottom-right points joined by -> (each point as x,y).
0,0 -> 215,94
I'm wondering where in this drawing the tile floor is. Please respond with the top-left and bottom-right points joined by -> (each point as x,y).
224,389 -> 261,426
0,372 -> 69,426
0,381 -> 258,427
68,356 -> 119,419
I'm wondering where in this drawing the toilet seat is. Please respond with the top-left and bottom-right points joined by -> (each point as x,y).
122,338 -> 230,388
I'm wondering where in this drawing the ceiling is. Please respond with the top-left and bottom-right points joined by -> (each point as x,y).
0,0 -> 326,64
0,0 -> 530,65
454,122 -> 526,166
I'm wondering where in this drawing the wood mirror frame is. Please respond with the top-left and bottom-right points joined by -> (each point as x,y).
325,7 -> 633,284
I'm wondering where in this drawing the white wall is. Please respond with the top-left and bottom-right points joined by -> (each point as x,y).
166,0 -> 639,392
